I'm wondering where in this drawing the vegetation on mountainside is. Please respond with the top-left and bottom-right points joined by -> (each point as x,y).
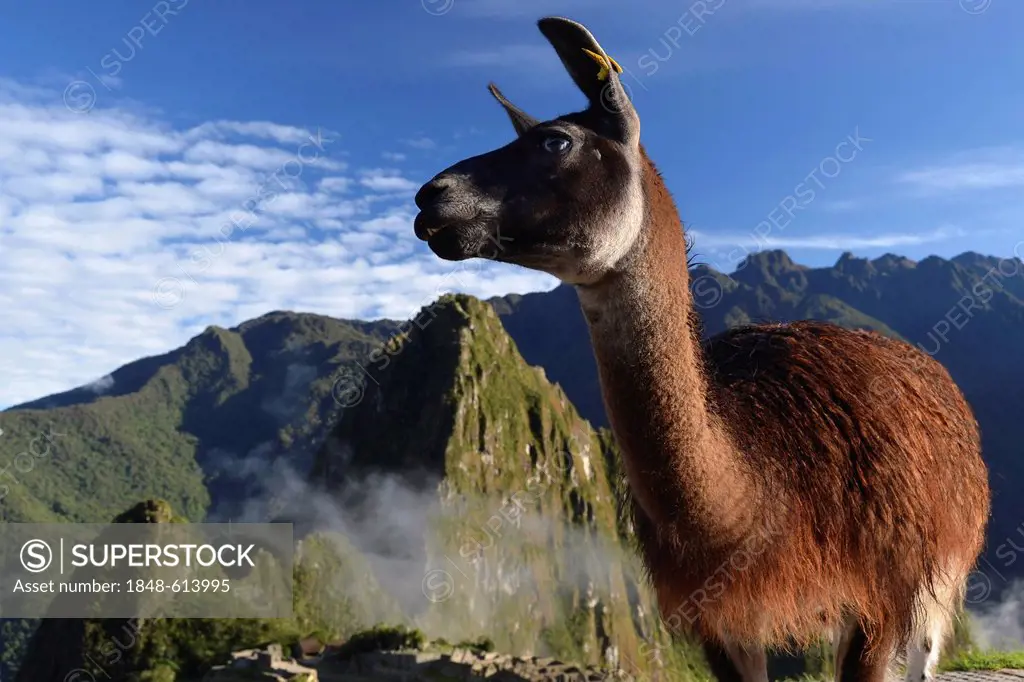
0,312 -> 395,524
333,624 -> 427,659
312,294 -> 703,678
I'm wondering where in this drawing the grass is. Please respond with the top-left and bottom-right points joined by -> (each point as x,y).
941,650 -> 1024,672
333,625 -> 427,659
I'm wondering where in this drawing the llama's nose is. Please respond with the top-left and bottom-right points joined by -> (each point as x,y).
415,174 -> 458,209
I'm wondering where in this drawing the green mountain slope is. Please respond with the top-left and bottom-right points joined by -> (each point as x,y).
310,294 -> 696,677
0,313 -> 397,523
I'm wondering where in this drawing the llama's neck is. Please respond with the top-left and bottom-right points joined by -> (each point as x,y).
575,161 -> 753,541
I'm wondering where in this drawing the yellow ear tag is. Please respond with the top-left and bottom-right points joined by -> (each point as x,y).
581,48 -> 623,81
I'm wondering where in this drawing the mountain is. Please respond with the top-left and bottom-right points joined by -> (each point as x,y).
492,250 -> 1024,589
0,312 -> 398,523
2,296 -> 701,680
308,294 -> 693,676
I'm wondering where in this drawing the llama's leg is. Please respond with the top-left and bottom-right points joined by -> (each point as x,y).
835,621 -> 892,682
702,638 -> 768,682
905,619 -> 944,682
834,616 -> 859,679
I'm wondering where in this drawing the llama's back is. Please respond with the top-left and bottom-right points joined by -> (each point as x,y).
698,320 -> 990,650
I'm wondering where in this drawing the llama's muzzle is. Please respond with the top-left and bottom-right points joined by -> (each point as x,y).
413,173 -> 484,242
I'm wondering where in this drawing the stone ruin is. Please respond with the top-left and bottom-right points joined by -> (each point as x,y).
203,641 -> 637,681
203,643 -> 317,681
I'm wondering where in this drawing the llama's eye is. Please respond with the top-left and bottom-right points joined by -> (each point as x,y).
541,136 -> 572,153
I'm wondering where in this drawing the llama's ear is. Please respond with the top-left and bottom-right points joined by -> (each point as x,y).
537,16 -> 638,144
487,83 -> 540,137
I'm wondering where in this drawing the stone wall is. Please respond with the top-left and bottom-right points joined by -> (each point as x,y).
203,643 -> 637,681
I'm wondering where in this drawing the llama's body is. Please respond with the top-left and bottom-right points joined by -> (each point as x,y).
413,16 -> 991,682
624,320 -> 988,654
580,154 -> 990,677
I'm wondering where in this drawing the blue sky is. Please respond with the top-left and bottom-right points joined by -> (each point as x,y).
0,0 -> 1021,406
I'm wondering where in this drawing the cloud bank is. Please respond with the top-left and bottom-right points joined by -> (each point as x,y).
0,79 -> 556,408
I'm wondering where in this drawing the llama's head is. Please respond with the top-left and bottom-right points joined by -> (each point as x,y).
413,17 -> 646,285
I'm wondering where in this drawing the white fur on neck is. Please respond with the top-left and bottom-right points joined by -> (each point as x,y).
578,154 -> 646,282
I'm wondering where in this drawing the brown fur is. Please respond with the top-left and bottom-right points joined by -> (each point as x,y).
580,152 -> 991,658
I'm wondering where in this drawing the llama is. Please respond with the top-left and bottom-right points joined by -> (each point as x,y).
413,17 -> 990,682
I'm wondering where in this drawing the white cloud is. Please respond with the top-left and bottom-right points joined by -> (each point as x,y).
896,148 -> 1024,192
183,139 -> 343,172
319,176 -> 351,193
183,120 -> 325,145
898,163 -> 1024,191
100,151 -> 167,179
359,170 -> 420,192
402,136 -> 437,150
819,199 -> 863,212
360,210 -> 418,235
85,374 -> 115,395
183,140 -> 299,168
4,173 -> 105,201
0,80 -> 556,409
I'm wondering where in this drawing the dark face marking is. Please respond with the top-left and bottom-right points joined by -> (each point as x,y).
413,114 -> 638,283
412,16 -> 643,285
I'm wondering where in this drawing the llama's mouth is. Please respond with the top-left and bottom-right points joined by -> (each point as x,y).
424,224 -> 469,261
415,211 -> 493,262
414,173 -> 504,261
412,210 -> 451,242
